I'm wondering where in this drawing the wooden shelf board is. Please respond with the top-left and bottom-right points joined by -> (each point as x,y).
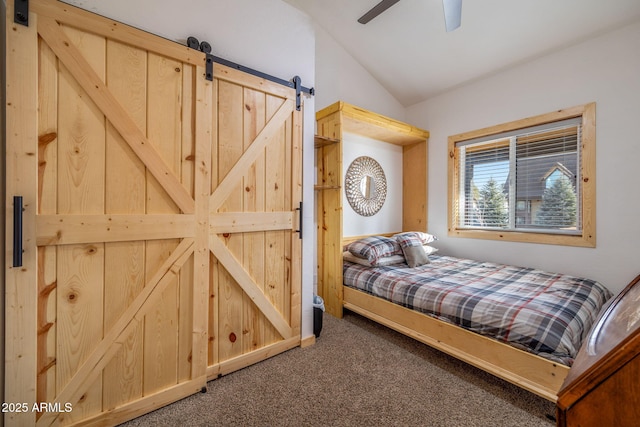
314,135 -> 340,148
314,185 -> 341,191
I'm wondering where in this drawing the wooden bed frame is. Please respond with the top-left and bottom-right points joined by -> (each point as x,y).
340,235 -> 570,402
315,103 -> 569,401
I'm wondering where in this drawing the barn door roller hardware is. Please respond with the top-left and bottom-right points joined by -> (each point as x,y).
187,36 -> 314,111
14,0 -> 29,26
187,37 -> 214,81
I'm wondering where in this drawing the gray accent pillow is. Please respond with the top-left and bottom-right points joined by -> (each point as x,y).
402,245 -> 430,268
395,233 -> 430,267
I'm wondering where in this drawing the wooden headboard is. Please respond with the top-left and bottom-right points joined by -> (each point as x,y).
342,232 -> 399,247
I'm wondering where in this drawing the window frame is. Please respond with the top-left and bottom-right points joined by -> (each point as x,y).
448,103 -> 596,247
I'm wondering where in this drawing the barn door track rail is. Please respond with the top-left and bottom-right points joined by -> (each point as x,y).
187,36 -> 314,110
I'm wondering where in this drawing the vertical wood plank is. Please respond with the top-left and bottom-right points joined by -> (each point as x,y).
143,52 -> 182,394
208,78 -> 220,367
285,105 -> 295,328
145,52 -> 182,213
103,38 -> 147,410
242,88 -> 266,353
217,80 -> 244,361
5,5 -> 39,425
57,25 -> 105,214
55,25 -> 106,422
316,115 -> 344,318
283,105 -> 293,333
289,100 -> 303,337
580,102 -> 596,247
403,141 -> 428,232
37,39 -> 59,212
264,95 -> 286,344
178,64 -> 196,382
56,244 -> 105,422
37,36 -> 59,405
192,66 -> 212,382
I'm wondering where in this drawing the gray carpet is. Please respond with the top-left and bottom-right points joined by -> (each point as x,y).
121,311 -> 556,426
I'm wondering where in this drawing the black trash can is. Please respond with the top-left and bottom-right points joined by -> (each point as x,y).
313,295 -> 325,338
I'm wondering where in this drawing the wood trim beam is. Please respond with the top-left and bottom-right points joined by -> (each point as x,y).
209,212 -> 293,233
206,337 -> 300,380
36,214 -> 195,245
316,101 -> 429,145
64,379 -> 208,427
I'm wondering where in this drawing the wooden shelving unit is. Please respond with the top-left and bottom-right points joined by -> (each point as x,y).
314,135 -> 342,191
314,101 -> 430,317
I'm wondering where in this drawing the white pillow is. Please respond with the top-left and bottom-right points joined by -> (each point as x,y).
423,245 -> 439,255
343,251 -> 406,267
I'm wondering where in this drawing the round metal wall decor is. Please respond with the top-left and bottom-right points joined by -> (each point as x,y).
345,156 -> 387,217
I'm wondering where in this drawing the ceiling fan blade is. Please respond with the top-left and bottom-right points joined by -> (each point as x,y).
443,0 -> 462,32
358,0 -> 401,24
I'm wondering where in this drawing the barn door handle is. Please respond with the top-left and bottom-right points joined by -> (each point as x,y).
295,202 -> 303,239
13,196 -> 23,267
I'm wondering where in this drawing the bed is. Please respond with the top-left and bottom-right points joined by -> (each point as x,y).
340,233 -> 613,401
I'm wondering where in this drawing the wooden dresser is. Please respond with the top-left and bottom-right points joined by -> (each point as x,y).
556,274 -> 640,426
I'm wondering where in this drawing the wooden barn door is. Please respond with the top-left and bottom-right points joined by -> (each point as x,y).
4,0 -> 212,425
5,1 -> 302,425
206,66 -> 302,377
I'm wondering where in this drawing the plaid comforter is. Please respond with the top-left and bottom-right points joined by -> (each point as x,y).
343,255 -> 612,365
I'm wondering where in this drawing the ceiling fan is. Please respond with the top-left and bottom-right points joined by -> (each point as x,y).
358,0 -> 463,32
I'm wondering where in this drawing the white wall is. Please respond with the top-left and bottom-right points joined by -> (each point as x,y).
406,21 -> 640,295
63,0 -> 317,338
342,134 -> 403,236
314,25 -> 406,121
310,22 -> 412,289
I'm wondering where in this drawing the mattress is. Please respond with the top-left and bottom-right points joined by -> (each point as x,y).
343,254 -> 612,365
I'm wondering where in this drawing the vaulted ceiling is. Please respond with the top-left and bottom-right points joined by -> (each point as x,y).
285,0 -> 640,106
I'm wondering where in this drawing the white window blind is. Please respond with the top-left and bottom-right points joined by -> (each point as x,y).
457,118 -> 582,234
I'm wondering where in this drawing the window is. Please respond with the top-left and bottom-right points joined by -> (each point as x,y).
448,103 -> 595,247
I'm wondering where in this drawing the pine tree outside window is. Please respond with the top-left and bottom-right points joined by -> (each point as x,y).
448,103 -> 596,247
